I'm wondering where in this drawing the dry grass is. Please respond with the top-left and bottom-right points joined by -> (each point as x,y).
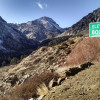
43,62 -> 100,100
36,83 -> 49,96
1,71 -> 59,100
66,37 -> 100,66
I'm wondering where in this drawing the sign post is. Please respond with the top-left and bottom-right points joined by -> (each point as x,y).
89,22 -> 100,37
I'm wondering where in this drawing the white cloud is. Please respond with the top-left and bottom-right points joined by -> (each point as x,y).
36,1 -> 48,10
36,2 -> 44,9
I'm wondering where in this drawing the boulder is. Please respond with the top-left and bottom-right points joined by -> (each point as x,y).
57,78 -> 65,85
29,98 -> 34,100
4,75 -> 18,87
49,79 -> 58,88
37,95 -> 45,100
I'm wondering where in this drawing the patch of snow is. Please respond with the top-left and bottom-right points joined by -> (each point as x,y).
36,17 -> 63,32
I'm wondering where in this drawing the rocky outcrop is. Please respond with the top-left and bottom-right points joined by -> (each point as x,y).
56,62 -> 93,78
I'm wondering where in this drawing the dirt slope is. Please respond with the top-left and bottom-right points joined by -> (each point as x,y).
42,61 -> 100,100
0,37 -> 79,96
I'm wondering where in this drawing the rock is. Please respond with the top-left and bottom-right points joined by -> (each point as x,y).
57,78 -> 65,85
24,74 -> 30,79
29,98 -> 34,100
49,79 -> 58,88
54,65 -> 59,70
80,62 -> 93,69
4,75 -> 18,87
56,62 -> 93,79
11,75 -> 19,86
10,16 -> 64,41
37,95 -> 45,100
64,8 -> 100,35
49,79 -> 54,88
55,67 -> 67,78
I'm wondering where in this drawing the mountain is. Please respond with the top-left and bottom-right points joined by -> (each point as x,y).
0,16 -> 38,63
10,16 -> 64,41
62,8 -> 100,35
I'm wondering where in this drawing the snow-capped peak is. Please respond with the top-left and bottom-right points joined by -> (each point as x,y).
10,16 -> 64,41
34,16 -> 63,31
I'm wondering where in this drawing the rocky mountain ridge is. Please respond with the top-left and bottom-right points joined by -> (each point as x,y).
10,16 -> 64,41
0,16 -> 38,66
61,8 -> 100,36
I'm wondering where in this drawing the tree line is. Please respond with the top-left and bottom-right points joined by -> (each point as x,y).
1,55 -> 27,67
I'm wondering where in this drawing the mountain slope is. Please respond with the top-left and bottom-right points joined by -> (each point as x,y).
10,16 -> 64,41
0,37 -> 77,96
0,36 -> 100,100
62,8 -> 100,35
43,61 -> 100,100
0,16 -> 38,63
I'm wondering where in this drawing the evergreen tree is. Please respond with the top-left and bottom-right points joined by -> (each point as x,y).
2,61 -> 6,66
10,57 -> 18,65
8,57 -> 11,62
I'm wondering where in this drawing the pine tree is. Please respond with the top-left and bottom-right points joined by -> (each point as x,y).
2,61 -> 6,66
10,57 -> 18,65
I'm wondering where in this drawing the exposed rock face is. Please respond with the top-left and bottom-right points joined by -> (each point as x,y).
63,8 -> 100,35
4,75 -> 18,87
49,79 -> 58,88
0,16 -> 36,51
10,16 -> 64,41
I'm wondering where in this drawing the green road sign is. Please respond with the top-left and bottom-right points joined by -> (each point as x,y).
89,22 -> 100,37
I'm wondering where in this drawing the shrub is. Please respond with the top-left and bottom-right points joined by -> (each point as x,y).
66,37 -> 100,66
1,72 -> 59,100
68,39 -> 75,44
2,61 -> 6,66
75,34 -> 83,37
61,42 -> 68,47
10,57 -> 18,65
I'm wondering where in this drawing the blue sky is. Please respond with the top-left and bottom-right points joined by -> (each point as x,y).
0,0 -> 100,28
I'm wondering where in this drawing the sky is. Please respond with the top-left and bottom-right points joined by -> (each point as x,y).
0,0 -> 100,28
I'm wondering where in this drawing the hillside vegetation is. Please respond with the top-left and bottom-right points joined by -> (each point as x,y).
66,37 -> 100,66
0,36 -> 100,100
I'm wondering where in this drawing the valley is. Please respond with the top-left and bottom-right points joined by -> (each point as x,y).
0,7 -> 100,100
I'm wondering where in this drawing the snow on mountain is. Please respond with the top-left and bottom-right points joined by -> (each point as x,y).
0,16 -> 37,52
37,17 -> 63,31
10,16 -> 65,41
